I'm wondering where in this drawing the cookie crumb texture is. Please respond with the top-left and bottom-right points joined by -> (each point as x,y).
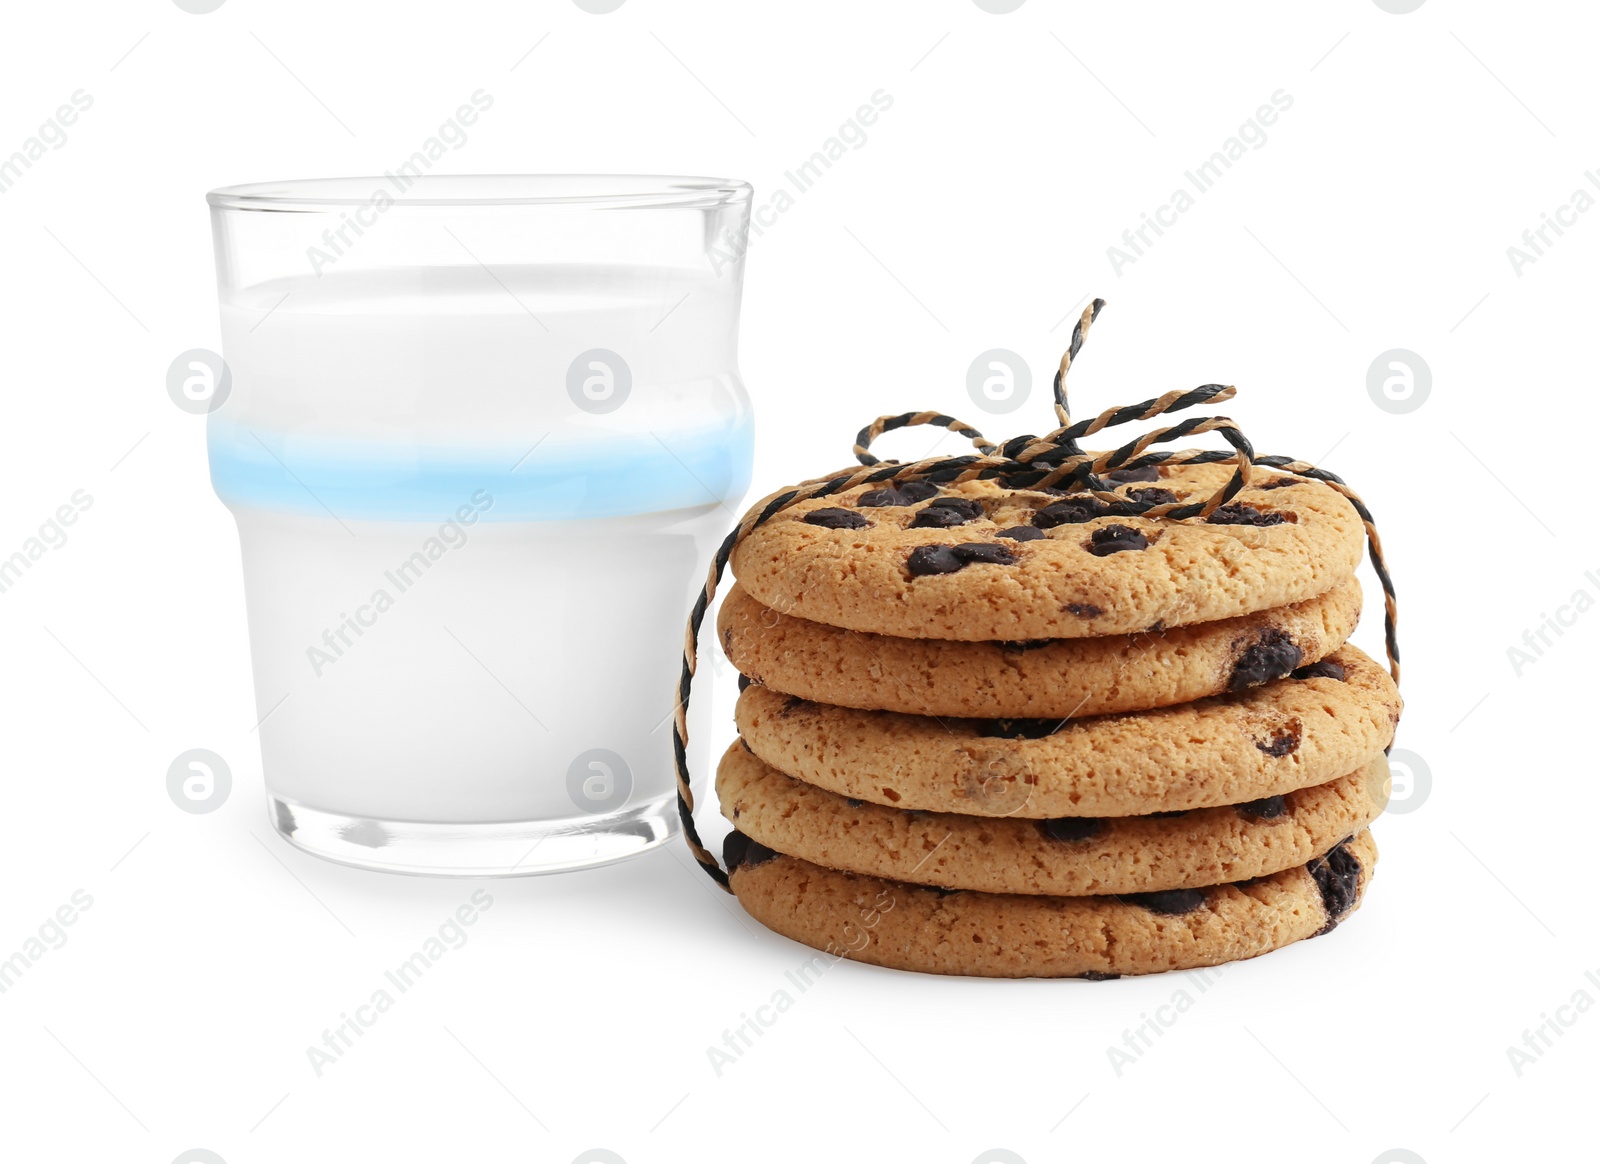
735,644 -> 1401,817
718,576 -> 1362,719
728,831 -> 1377,978
728,465 -> 1365,641
717,742 -> 1387,896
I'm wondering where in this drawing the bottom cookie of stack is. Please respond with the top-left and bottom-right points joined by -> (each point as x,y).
722,827 -> 1377,979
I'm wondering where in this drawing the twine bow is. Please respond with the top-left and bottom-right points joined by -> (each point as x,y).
673,298 -> 1398,889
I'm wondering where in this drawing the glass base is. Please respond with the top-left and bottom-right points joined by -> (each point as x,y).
268,794 -> 678,876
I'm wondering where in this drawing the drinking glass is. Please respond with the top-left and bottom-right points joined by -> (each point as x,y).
206,175 -> 753,875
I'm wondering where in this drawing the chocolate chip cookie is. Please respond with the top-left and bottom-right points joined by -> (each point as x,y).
718,576 -> 1361,719
729,463 -> 1364,641
725,829 -> 1377,978
717,740 -> 1387,896
736,644 -> 1400,817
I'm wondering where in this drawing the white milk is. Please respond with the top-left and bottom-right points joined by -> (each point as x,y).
210,265 -> 750,872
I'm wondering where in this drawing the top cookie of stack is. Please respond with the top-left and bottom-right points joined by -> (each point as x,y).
713,458 -> 1399,978
730,461 -> 1364,642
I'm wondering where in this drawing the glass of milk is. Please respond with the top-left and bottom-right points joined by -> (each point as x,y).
206,176 -> 753,875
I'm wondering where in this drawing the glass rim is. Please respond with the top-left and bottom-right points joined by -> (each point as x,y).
206,174 -> 753,212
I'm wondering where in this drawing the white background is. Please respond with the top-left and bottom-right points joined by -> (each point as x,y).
1,2 -> 1595,1162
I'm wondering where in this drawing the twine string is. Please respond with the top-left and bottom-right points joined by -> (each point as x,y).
672,299 -> 1399,890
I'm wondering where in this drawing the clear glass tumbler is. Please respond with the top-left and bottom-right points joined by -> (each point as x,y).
206,175 -> 753,875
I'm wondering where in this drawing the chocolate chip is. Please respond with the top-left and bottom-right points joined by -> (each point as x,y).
1207,502 -> 1288,526
858,482 -> 939,507
1034,496 -> 1108,528
1309,839 -> 1362,932
908,508 -> 970,530
1105,465 -> 1161,484
737,673 -> 752,692
951,543 -> 1016,566
1227,630 -> 1303,692
1146,810 -> 1190,819
722,830 -> 778,871
1079,970 -> 1123,981
906,545 -> 963,575
739,738 -> 754,753
906,543 -> 1016,576
996,638 -> 1053,652
804,507 -> 870,530
1036,817 -> 1105,842
1259,476 -> 1301,490
977,717 -> 1064,739
1124,487 -> 1178,506
845,797 -> 863,808
1067,603 -> 1103,618
1255,723 -> 1301,757
1291,660 -> 1347,682
1086,524 -> 1150,557
1123,888 -> 1206,915
909,497 -> 983,528
996,525 -> 1046,541
1237,795 -> 1288,820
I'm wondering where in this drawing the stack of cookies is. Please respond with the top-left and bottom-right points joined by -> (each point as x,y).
713,462 -> 1401,978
